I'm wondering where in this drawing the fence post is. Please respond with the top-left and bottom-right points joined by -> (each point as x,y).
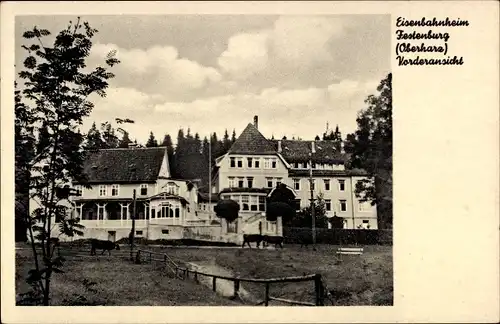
265,282 -> 270,306
314,274 -> 323,306
135,250 -> 141,264
212,277 -> 217,291
233,279 -> 240,299
184,268 -> 187,279
149,252 -> 152,263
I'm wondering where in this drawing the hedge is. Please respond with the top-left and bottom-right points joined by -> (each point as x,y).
283,227 -> 393,245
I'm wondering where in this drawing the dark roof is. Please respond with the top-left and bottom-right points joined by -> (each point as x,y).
228,123 -> 277,155
81,147 -> 166,183
288,168 -> 369,177
198,192 -> 219,202
272,140 -> 348,164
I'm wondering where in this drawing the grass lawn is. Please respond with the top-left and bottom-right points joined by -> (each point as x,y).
147,244 -> 393,306
16,243 -> 392,306
15,247 -> 239,306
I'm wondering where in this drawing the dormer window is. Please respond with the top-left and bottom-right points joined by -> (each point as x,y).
99,185 -> 107,196
166,182 -> 179,195
111,184 -> 119,196
140,184 -> 148,196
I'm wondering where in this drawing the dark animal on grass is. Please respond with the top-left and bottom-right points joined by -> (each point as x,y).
242,234 -> 263,248
90,239 -> 120,256
298,236 -> 313,248
262,235 -> 284,249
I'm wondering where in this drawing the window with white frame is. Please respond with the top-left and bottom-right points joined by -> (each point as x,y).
247,177 -> 254,188
247,157 -> 253,168
230,157 -> 236,168
237,158 -> 243,168
339,200 -> 347,212
358,201 -> 370,212
338,179 -> 346,191
250,196 -> 258,211
140,184 -> 148,196
237,177 -> 244,188
264,158 -> 271,169
228,177 -> 235,188
111,184 -> 119,196
271,158 -> 277,169
294,162 -> 299,168
259,196 -> 266,211
242,195 -> 249,211
99,185 -> 107,196
324,179 -> 330,191
325,199 -> 332,211
276,178 -> 282,186
266,177 -> 273,188
254,158 -> 260,168
293,179 -> 300,190
166,183 -> 179,195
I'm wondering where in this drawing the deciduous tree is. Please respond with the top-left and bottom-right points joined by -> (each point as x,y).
16,17 -> 119,305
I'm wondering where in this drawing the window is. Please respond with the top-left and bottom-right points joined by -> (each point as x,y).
264,158 -> 270,169
294,162 -> 299,168
310,179 -> 315,190
266,178 -> 273,188
166,183 -> 179,195
324,179 -> 330,191
294,179 -> 300,190
276,178 -> 282,186
250,196 -> 258,211
325,199 -> 331,211
136,230 -> 143,235
362,220 -> 369,224
111,184 -> 119,196
247,158 -> 253,168
339,200 -> 347,212
74,185 -> 83,196
175,207 -> 180,218
237,158 -> 243,168
99,185 -> 107,196
228,177 -> 235,188
303,162 -> 308,168
338,179 -> 345,191
230,157 -> 236,168
238,177 -> 244,188
254,159 -> 260,168
259,196 -> 266,211
359,201 -> 370,212
151,208 -> 156,219
162,229 -> 169,234
140,184 -> 148,196
247,177 -> 254,188
242,195 -> 249,211
271,159 -> 277,168
311,161 -> 316,169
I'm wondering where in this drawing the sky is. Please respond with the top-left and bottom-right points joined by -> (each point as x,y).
15,15 -> 390,144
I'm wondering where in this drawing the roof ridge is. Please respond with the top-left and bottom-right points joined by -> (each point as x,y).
85,146 -> 167,152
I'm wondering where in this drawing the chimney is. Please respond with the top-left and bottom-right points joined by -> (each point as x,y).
277,140 -> 282,153
253,115 -> 258,129
311,141 -> 316,154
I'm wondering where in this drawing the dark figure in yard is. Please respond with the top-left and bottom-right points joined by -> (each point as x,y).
262,235 -> 284,249
242,234 -> 263,248
299,236 -> 313,248
90,239 -> 120,256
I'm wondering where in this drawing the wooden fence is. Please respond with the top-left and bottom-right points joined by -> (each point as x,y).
135,249 -> 331,306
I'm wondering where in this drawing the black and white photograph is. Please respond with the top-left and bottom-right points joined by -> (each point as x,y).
2,1 -> 499,323
13,13 -> 393,307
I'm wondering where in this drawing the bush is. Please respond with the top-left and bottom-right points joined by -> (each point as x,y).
283,227 -> 393,245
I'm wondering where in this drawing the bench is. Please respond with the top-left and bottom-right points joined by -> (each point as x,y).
336,247 -> 364,255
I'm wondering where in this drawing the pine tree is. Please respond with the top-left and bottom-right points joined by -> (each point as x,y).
223,129 -> 231,152
101,122 -> 119,148
231,129 -> 237,144
332,125 -> 342,152
315,135 -> 320,140
85,122 -> 105,150
118,131 -> 132,148
146,131 -> 158,147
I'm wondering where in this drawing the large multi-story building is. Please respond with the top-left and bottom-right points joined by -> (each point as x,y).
29,116 -> 377,243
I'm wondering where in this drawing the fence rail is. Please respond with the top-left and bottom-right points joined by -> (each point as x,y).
136,249 -> 326,306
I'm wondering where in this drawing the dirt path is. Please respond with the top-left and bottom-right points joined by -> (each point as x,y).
186,260 -> 258,304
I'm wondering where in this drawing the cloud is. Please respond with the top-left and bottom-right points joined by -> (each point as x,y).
217,32 -> 269,79
91,87 -> 162,112
89,43 -> 221,98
